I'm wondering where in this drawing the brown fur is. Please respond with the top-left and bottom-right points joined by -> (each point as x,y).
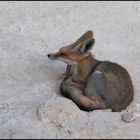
48,31 -> 134,112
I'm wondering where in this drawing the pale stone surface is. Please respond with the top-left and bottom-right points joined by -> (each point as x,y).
122,112 -> 135,122
0,1 -> 140,139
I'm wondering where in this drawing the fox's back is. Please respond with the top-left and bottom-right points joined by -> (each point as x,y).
85,61 -> 134,111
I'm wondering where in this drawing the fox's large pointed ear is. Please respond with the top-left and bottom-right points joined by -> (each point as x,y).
75,38 -> 95,54
73,30 -> 93,47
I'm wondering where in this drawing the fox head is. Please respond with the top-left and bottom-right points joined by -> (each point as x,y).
48,31 -> 95,65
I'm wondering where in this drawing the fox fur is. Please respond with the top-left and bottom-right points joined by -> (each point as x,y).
48,31 -> 134,112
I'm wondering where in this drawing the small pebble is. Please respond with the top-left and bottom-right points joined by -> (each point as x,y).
122,112 -> 135,122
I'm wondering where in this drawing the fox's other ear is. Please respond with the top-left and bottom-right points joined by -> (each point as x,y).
76,38 -> 95,54
73,30 -> 93,47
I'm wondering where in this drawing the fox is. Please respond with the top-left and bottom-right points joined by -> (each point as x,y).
48,31 -> 134,112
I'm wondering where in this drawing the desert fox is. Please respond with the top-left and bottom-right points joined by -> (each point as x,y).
48,31 -> 134,112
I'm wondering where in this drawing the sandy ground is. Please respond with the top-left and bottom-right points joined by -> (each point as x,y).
0,1 -> 140,139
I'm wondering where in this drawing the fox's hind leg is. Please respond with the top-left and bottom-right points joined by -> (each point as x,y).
80,96 -> 107,111
62,85 -> 107,111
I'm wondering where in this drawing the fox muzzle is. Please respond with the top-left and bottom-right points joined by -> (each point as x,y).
47,53 -> 57,60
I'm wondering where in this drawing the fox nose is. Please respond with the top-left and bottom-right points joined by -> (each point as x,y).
48,53 -> 56,60
47,54 -> 51,58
